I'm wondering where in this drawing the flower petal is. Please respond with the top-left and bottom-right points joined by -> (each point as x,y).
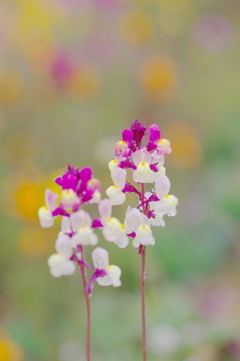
45,189 -> 59,211
38,207 -> 54,228
111,168 -> 127,190
124,207 -> 142,234
92,247 -> 109,269
55,234 -> 72,258
106,186 -> 126,206
61,216 -> 71,233
70,210 -> 92,231
155,174 -> 171,199
108,265 -> 122,287
98,198 -> 112,225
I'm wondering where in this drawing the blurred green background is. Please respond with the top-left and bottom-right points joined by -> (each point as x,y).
0,0 -> 240,360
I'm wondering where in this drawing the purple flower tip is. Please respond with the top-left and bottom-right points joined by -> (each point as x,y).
130,119 -> 147,150
146,124 -> 161,151
92,218 -> 103,228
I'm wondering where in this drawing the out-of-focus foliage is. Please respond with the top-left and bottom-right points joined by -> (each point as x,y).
0,0 -> 240,360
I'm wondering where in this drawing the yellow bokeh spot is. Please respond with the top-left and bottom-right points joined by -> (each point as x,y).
67,67 -> 100,101
0,338 -> 24,361
120,10 -> 154,46
14,0 -> 63,44
164,122 -> 203,169
140,162 -> 147,166
120,223 -> 125,230
139,56 -> 177,102
113,160 -> 118,163
108,218 -> 112,222
13,180 -> 45,221
0,70 -> 24,106
141,225 -> 146,229
18,226 -> 51,257
108,265 -> 113,269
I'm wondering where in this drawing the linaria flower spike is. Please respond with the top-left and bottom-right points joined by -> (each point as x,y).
106,120 -> 178,250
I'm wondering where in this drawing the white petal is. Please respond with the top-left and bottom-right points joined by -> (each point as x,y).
108,159 -> 119,173
155,175 -> 171,199
38,207 -> 54,228
61,259 -> 76,275
88,190 -> 101,204
70,210 -> 92,232
124,208 -> 142,234
150,214 -> 166,227
132,148 -> 152,166
48,254 -> 75,277
71,227 -> 98,246
55,234 -> 72,258
154,195 -> 178,217
47,254 -> 64,278
45,189 -> 59,211
61,189 -> 78,209
132,164 -> 157,183
107,265 -> 122,287
114,234 -> 129,248
102,217 -> 121,242
133,226 -> 155,247
102,218 -> 129,248
96,274 -> 113,286
106,186 -> 126,206
61,216 -> 71,233
156,139 -> 172,154
151,152 -> 165,165
98,198 -> 111,225
139,212 -> 150,226
111,168 -> 127,190
92,247 -> 109,269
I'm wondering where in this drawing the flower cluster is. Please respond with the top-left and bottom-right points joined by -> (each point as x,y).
38,165 -> 121,294
106,120 -> 178,251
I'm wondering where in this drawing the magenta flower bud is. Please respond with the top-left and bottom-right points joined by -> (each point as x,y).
55,172 -> 79,192
146,124 -> 161,151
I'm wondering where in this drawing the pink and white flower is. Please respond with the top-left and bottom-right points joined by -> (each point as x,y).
38,189 -> 59,228
92,247 -> 121,287
98,198 -> 129,248
48,234 -> 76,277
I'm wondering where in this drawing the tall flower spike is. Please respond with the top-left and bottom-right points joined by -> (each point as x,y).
106,120 -> 178,361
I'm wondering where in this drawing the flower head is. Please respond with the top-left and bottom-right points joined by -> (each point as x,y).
106,120 -> 178,250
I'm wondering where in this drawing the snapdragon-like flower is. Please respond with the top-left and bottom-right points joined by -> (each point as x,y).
124,207 -> 155,248
91,247 -> 121,288
48,234 -> 76,277
38,189 -> 59,228
70,210 -> 98,247
106,120 -> 178,249
98,198 -> 129,248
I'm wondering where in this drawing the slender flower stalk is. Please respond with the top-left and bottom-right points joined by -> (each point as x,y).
79,246 -> 91,361
141,245 -> 147,361
106,120 -> 178,360
140,183 -> 147,361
